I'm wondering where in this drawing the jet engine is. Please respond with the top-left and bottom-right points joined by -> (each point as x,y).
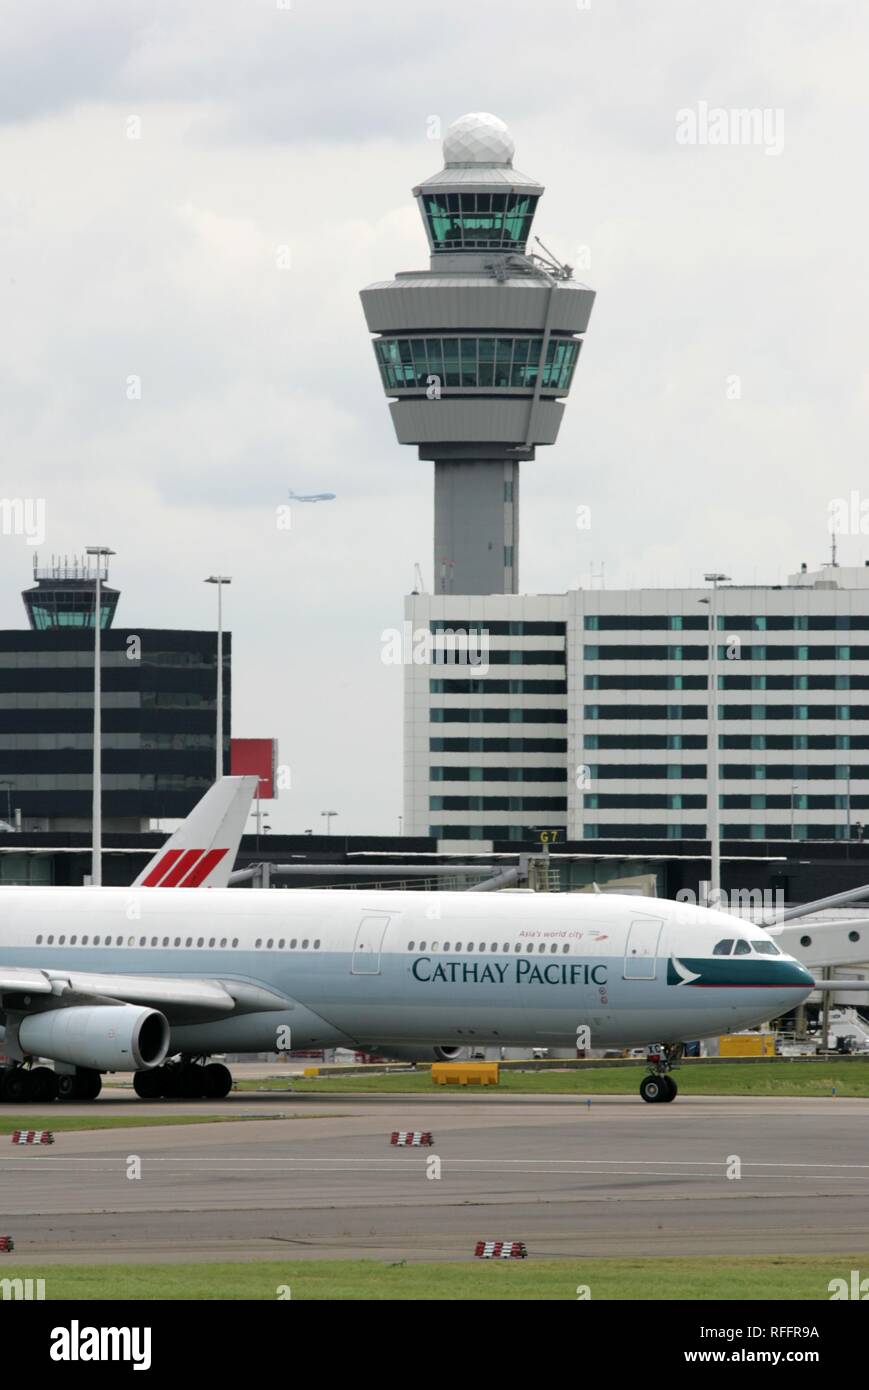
19,1005 -> 170,1072
375,1045 -> 474,1063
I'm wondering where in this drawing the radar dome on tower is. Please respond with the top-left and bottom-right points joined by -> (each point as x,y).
443,112 -> 515,167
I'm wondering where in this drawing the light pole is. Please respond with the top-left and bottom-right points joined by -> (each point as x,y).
86,545 -> 115,886
700,574 -> 730,908
321,810 -> 338,835
205,577 -> 231,783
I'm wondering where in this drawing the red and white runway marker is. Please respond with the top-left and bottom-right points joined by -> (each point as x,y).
474,1241 -> 528,1260
390,1131 -> 434,1147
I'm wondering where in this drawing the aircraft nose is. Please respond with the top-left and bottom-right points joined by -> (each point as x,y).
771,957 -> 816,1001
783,959 -> 815,988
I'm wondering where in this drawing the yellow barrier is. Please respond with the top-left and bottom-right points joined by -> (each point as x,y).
431,1062 -> 500,1087
303,1067 -> 321,1077
719,1033 -> 775,1058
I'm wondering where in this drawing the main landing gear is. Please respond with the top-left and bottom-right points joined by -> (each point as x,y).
0,1064 -> 101,1103
639,1043 -> 683,1104
133,1058 -> 233,1100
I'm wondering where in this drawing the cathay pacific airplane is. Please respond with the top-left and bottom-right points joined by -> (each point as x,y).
0,890 -> 814,1105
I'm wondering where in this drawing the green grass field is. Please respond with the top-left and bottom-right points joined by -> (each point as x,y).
0,1113 -> 250,1134
9,1254 -> 865,1300
240,1059 -> 869,1099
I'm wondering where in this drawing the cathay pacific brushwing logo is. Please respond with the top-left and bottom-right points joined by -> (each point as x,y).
668,957 -> 702,987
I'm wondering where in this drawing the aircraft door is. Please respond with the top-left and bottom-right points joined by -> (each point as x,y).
623,918 -> 664,980
351,914 -> 392,975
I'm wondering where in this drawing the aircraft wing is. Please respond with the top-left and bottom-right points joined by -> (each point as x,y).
0,968 -> 289,1021
133,776 -> 259,888
0,967 -> 55,996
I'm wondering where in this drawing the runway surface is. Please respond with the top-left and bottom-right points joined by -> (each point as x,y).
3,1091 -> 869,1264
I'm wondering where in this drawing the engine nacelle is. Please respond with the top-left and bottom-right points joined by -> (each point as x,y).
19,1005 -> 170,1072
375,1045 -> 474,1063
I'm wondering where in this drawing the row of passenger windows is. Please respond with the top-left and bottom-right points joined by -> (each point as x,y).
34,935 -> 321,949
408,940 -> 574,954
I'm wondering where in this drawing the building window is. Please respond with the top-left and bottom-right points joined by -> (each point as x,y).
422,191 -> 540,252
374,332 -> 577,393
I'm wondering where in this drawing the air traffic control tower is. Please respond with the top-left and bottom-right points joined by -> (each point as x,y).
360,112 -> 595,594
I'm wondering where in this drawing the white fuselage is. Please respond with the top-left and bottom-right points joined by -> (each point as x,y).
0,888 -> 815,1053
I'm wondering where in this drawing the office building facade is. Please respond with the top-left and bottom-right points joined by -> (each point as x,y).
1,559 -> 230,832
405,565 -> 869,846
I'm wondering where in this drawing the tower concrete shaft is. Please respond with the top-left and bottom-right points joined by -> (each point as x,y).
360,112 -> 595,595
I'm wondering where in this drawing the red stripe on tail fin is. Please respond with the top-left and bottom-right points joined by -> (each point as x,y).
178,848 -> 228,887
158,849 -> 206,887
139,849 -> 185,887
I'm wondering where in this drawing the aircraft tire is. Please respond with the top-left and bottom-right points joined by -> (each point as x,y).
179,1064 -> 207,1100
661,1075 -> 678,1102
1,1068 -> 34,1103
78,1070 -> 102,1101
203,1063 -> 232,1099
30,1067 -> 58,1103
55,1074 -> 78,1101
133,1069 -> 163,1099
154,1065 -> 175,1099
639,1075 -> 667,1104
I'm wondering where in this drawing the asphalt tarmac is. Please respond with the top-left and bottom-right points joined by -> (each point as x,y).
3,1090 -> 869,1264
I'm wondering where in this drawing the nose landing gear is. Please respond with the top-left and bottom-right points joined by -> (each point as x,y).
639,1043 -> 683,1103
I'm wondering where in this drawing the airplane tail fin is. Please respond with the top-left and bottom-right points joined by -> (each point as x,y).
133,776 -> 259,888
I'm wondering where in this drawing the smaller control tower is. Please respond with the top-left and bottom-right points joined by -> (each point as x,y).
22,554 -> 119,630
361,112 -> 595,594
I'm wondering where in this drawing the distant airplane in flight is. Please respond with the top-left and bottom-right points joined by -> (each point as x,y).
288,488 -> 336,503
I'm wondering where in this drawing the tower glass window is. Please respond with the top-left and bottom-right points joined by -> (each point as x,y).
374,336 -> 579,394
422,193 -> 539,251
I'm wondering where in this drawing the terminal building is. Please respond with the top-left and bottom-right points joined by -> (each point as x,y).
0,556 -> 230,837
404,564 -> 869,845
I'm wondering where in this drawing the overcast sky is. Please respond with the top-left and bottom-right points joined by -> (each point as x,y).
1,0 -> 867,832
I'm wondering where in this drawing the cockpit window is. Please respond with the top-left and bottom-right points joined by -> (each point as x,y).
733,939 -> 751,955
753,941 -> 781,956
712,939 -> 735,956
